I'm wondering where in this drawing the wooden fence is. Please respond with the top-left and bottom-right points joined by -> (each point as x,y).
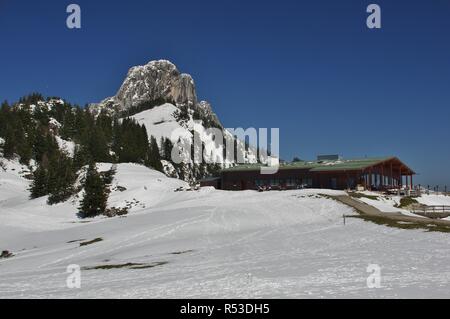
411,205 -> 450,219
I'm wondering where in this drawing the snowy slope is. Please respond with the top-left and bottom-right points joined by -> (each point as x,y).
352,191 -> 450,218
416,194 -> 450,206
2,177 -> 450,298
99,162 -> 188,212
131,103 -> 259,166
0,159 -> 30,202
55,136 -> 76,157
130,103 -> 189,148
0,160 -> 187,232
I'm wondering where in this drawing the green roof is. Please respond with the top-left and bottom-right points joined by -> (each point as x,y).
222,157 -> 395,173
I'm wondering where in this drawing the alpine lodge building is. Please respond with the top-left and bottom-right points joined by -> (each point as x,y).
201,156 -> 416,191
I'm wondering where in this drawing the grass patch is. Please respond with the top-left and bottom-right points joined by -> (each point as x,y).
396,196 -> 418,208
67,239 -> 86,244
333,194 -> 450,233
130,262 -> 168,269
171,250 -> 194,255
79,238 -> 103,247
348,215 -> 450,233
83,261 -> 168,270
348,192 -> 379,200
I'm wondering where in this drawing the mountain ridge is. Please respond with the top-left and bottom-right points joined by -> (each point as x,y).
0,60 -> 261,187
88,60 -> 219,126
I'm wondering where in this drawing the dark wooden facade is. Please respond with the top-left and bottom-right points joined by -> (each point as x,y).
199,177 -> 222,189
218,157 -> 415,191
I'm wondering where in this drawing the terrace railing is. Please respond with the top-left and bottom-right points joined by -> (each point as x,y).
411,205 -> 450,219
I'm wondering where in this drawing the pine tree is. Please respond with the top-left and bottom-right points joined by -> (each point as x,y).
2,124 -> 16,159
59,105 -> 77,140
32,126 -> 59,163
87,126 -> 110,163
79,163 -> 108,218
0,101 -> 10,138
16,122 -> 32,165
47,152 -> 76,204
29,165 -> 48,198
162,137 -> 174,161
73,108 -> 88,142
146,136 -> 163,171
73,145 -> 90,170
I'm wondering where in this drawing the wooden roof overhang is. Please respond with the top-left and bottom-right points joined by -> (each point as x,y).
360,157 -> 416,175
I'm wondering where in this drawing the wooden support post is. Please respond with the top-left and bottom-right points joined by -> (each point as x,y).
390,163 -> 393,187
346,172 -> 349,190
364,172 -> 367,188
376,170 -> 379,188
372,169 -> 375,189
362,170 -> 366,189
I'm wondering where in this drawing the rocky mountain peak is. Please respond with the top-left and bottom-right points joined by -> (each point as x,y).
91,59 -> 199,115
88,59 -> 225,132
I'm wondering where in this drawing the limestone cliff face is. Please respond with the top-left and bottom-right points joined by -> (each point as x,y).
90,60 -> 202,116
197,100 -> 221,128
115,60 -> 197,109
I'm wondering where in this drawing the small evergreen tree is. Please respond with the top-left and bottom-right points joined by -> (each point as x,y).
79,163 -> 108,218
162,137 -> 174,161
145,136 -> 163,171
29,165 -> 48,198
2,125 -> 16,159
73,145 -> 90,171
47,152 -> 76,204
86,126 -> 110,163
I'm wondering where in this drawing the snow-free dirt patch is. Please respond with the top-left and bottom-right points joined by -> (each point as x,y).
79,238 -> 103,247
83,261 -> 168,270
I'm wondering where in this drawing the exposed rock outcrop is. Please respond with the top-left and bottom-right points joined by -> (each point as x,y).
89,60 -> 209,119
116,60 -> 197,109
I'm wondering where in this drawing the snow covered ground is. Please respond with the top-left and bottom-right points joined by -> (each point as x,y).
416,194 -> 450,206
2,162 -> 450,298
130,103 -> 259,166
352,190 -> 450,218
55,136 -> 76,158
0,161 -> 188,232
355,192 -> 404,214
353,191 -> 425,218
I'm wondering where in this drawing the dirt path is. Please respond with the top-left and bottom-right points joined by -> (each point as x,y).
333,195 -> 450,227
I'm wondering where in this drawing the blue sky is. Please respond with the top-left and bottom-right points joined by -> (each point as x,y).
1,0 -> 450,186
